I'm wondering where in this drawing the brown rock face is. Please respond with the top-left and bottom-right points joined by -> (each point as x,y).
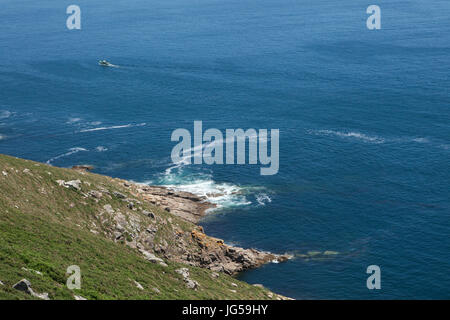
131,186 -> 215,223
187,228 -> 290,274
99,179 -> 291,275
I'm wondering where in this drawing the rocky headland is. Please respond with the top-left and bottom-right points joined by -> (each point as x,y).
0,154 -> 293,300
96,180 -> 292,275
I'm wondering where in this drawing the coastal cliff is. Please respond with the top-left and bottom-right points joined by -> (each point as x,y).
0,154 -> 291,300
119,183 -> 291,275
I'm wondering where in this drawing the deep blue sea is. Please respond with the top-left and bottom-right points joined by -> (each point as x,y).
1,0 -> 449,299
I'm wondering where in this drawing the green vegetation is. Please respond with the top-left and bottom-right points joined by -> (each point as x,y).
0,154 -> 273,300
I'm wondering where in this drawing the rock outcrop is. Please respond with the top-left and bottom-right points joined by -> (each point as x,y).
175,268 -> 199,290
130,185 -> 215,223
12,279 -> 50,300
57,174 -> 291,276
56,179 -> 82,191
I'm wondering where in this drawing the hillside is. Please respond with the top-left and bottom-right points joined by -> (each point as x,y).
0,154 -> 289,300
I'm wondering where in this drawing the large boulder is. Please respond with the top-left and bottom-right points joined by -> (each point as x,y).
13,279 -> 49,300
175,268 -> 198,289
140,250 -> 167,267
56,179 -> 82,191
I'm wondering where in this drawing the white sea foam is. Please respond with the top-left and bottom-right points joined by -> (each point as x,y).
312,130 -> 385,144
157,161 -> 252,209
153,157 -> 252,209
411,137 -> 429,144
95,146 -> 108,152
0,110 -> 14,120
0,134 -> 6,140
46,147 -> 88,164
255,193 -> 272,206
167,131 -> 261,173
159,135 -> 256,208
66,117 -> 82,124
151,131 -> 272,209
79,123 -> 146,133
165,179 -> 251,209
308,129 -> 439,148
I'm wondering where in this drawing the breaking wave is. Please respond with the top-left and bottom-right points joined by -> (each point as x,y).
256,193 -> 272,206
95,146 -> 108,152
152,133 -> 273,209
151,166 -> 252,209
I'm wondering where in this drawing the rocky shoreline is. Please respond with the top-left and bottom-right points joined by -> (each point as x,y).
119,181 -> 292,275
60,166 -> 291,276
0,154 -> 294,300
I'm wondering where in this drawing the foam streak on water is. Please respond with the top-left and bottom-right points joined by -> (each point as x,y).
46,147 -> 88,164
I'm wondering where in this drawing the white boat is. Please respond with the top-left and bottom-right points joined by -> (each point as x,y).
98,60 -> 113,67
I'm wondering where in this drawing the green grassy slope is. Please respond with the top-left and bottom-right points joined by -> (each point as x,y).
0,154 -> 275,300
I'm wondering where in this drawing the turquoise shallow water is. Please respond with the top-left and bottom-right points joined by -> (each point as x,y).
1,0 -> 449,299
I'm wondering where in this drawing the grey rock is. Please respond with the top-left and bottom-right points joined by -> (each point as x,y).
88,190 -> 103,199
146,225 -> 158,234
152,287 -> 160,294
113,191 -> 126,199
21,267 -> 43,276
140,250 -> 165,264
34,292 -> 50,300
13,278 -> 32,293
114,231 -> 123,240
134,280 -> 144,290
143,210 -> 156,219
175,268 -> 190,279
175,268 -> 198,289
185,279 -> 198,289
103,204 -> 115,214
64,180 -> 82,191
74,295 -> 87,300
13,279 -> 50,300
